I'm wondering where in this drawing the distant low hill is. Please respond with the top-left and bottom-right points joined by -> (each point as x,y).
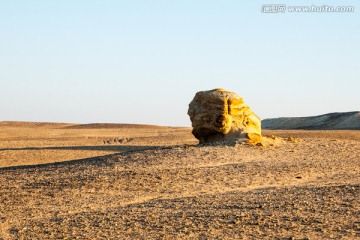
0,121 -> 73,128
0,121 -> 170,129
262,112 -> 360,130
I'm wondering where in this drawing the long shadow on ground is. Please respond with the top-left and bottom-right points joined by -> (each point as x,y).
0,145 -> 166,171
0,143 -> 205,171
0,145 -> 151,152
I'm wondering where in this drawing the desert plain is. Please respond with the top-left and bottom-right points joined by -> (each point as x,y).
0,121 -> 359,239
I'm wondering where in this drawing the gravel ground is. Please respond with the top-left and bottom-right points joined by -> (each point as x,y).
0,128 -> 359,239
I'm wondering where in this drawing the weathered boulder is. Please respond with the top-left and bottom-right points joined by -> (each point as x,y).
188,88 -> 262,144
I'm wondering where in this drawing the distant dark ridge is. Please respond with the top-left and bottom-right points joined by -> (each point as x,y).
262,111 -> 360,130
0,121 -> 73,128
0,121 -> 169,129
65,123 -> 169,129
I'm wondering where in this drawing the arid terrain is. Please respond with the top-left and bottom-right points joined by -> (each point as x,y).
0,122 -> 359,239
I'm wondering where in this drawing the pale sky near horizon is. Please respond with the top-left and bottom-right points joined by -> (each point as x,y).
1,0 -> 359,126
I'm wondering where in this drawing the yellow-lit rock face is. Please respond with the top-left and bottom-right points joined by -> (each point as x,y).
188,88 -> 262,144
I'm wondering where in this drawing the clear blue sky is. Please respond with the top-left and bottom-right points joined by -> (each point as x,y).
1,0 -> 359,126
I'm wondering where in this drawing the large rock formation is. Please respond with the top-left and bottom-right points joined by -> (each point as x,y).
188,88 -> 262,144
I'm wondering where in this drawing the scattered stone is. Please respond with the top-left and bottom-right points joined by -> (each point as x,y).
103,138 -> 133,144
266,135 -> 280,141
188,88 -> 262,144
288,137 -> 298,143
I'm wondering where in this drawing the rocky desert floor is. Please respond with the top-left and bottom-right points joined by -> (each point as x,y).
0,122 -> 359,239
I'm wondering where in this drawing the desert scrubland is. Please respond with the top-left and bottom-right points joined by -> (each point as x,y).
0,122 -> 359,239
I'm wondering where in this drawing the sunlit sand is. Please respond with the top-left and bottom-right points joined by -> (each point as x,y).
0,122 -> 359,239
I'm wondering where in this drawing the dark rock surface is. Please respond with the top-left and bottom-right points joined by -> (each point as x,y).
262,112 -> 360,130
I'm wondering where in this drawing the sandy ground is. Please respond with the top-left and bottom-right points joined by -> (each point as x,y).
0,122 -> 359,239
